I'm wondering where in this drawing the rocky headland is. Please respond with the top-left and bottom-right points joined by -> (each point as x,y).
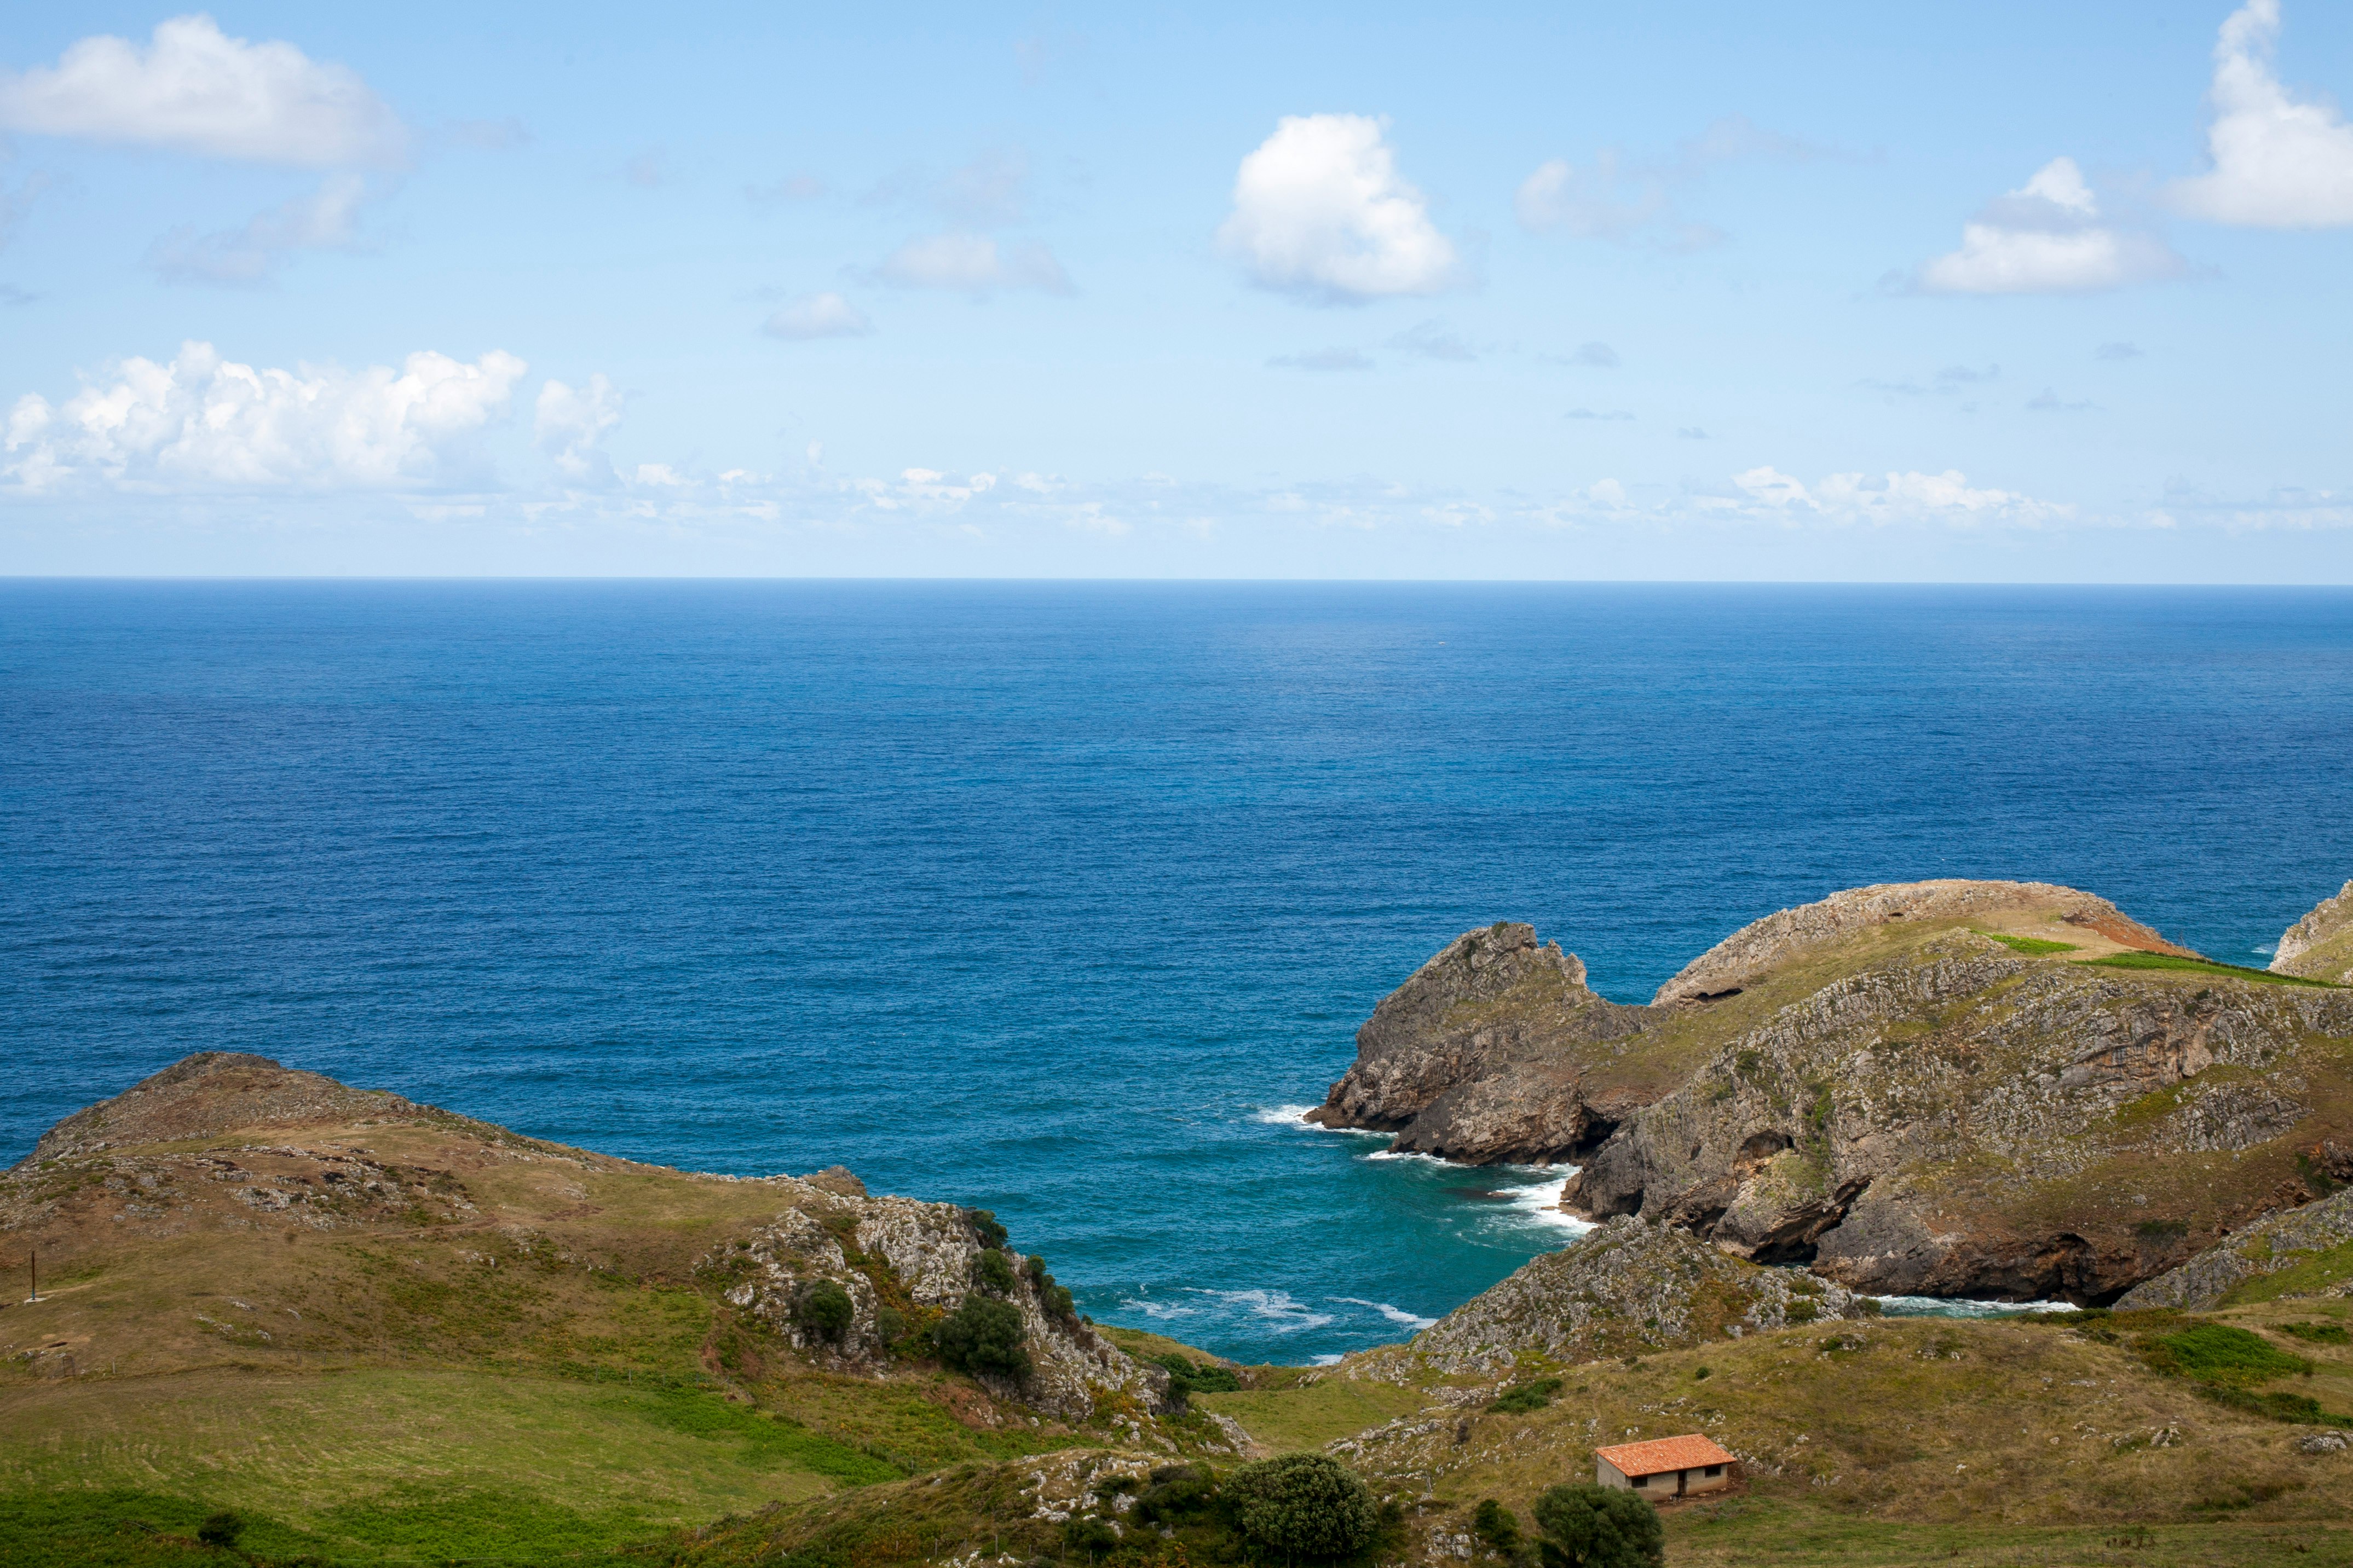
1315,877 -> 2353,1307
2275,879 -> 2353,986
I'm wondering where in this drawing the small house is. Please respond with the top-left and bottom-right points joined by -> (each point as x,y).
1592,1434 -> 1737,1500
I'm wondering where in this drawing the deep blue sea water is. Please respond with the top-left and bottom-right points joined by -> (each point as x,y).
5,582 -> 2353,1362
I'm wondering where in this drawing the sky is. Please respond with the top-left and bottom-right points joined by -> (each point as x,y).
1,2 -> 2350,580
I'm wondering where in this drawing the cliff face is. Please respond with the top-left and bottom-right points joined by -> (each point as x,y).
1391,1214 -> 1865,1377
1567,929 -> 2353,1302
1305,922 -> 1653,1164
2117,1181 -> 2353,1311
2274,879 -> 2353,986
1319,880 -> 2353,1305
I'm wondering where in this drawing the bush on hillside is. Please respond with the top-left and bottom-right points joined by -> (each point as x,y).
1487,1377 -> 1562,1414
1026,1254 -> 1080,1318
1471,1498 -> 1524,1558
935,1296 -> 1030,1378
1224,1453 -> 1378,1559
1064,1516 -> 1121,1559
967,1208 -> 1010,1249
794,1278 -> 855,1341
1135,1462 -> 1218,1524
975,1248 -> 1018,1295
197,1511 -> 244,1549
1530,1483 -> 1663,1568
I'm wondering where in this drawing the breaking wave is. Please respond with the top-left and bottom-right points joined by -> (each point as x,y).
1188,1287 -> 1336,1334
1331,1296 -> 1439,1330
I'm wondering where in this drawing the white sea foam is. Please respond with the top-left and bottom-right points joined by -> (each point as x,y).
1362,1148 -> 1450,1165
1498,1174 -> 1595,1237
1311,1353 -> 1346,1367
1188,1287 -> 1336,1333
1118,1298 -> 1197,1321
1252,1103 -> 1387,1135
1332,1296 -> 1439,1330
2254,944 -> 2279,957
1872,1295 -> 2079,1318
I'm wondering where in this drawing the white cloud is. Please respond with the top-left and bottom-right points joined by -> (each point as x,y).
763,292 -> 874,339
0,14 -> 407,167
535,374 -> 621,481
875,232 -> 1073,295
1268,348 -> 1372,372
1917,158 -> 2185,293
1732,465 -> 2073,527
3,340 -> 524,491
1217,113 -> 1459,302
147,171 -> 374,285
2167,0 -> 2353,227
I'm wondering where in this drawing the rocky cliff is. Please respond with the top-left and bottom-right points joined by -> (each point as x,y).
2274,879 -> 2353,986
2117,1179 -> 2353,1311
1387,1214 -> 1866,1377
1318,880 -> 2353,1305
1305,922 -> 1653,1163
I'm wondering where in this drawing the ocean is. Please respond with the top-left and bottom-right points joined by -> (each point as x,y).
4,581 -> 2351,1362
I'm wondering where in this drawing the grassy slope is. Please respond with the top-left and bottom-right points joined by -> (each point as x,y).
681,1300 -> 2353,1568
0,1106 -> 1120,1564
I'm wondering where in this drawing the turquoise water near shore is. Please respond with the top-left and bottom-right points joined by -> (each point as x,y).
4,582 -> 2350,1361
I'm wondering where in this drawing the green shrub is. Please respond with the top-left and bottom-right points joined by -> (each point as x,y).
1155,1353 -> 1242,1401
2280,1321 -> 2351,1345
967,1209 -> 1010,1249
1531,1483 -> 1664,1568
935,1297 -> 1030,1378
1487,1377 -> 1563,1414
1064,1516 -> 1121,1558
795,1278 -> 855,1341
874,1306 -> 907,1346
197,1510 -> 244,1548
974,1249 -> 1017,1295
1224,1453 -> 1378,1559
1472,1498 -> 1523,1555
2154,1323 -> 2309,1382
1785,1299 -> 1819,1324
1136,1462 -> 1217,1524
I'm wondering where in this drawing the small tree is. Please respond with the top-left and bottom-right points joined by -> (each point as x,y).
935,1296 -> 1030,1378
966,1208 -> 1010,1249
1225,1453 -> 1378,1559
974,1248 -> 1018,1295
197,1511 -> 244,1549
795,1278 -> 855,1341
1530,1484 -> 1663,1568
1471,1498 -> 1524,1558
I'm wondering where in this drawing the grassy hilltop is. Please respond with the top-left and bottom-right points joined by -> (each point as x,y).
10,1055 -> 2353,1566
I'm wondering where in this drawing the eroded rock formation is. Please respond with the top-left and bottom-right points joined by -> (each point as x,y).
1305,922 -> 1652,1164
2118,1181 -> 2353,1311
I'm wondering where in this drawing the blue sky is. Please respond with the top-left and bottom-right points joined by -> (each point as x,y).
1,2 -> 2349,578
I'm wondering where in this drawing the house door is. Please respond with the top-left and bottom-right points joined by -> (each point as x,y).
1675,1470 -> 1687,1496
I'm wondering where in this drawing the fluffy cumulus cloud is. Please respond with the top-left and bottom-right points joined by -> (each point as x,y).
0,14 -> 408,167
876,233 -> 1072,295
3,342 -> 524,491
1729,465 -> 2072,528
762,292 -> 875,339
2167,0 -> 2353,227
1217,114 -> 1458,303
534,374 -> 621,481
1917,158 -> 2185,294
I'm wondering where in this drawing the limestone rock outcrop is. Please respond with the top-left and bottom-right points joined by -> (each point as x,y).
1564,919 -> 2353,1303
2118,1184 -> 2353,1311
1305,922 -> 1653,1164
708,1188 -> 1164,1419
1395,1214 -> 1865,1376
2274,880 -> 2353,986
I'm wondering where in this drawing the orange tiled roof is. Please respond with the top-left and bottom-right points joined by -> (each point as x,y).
1593,1434 -> 1737,1476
